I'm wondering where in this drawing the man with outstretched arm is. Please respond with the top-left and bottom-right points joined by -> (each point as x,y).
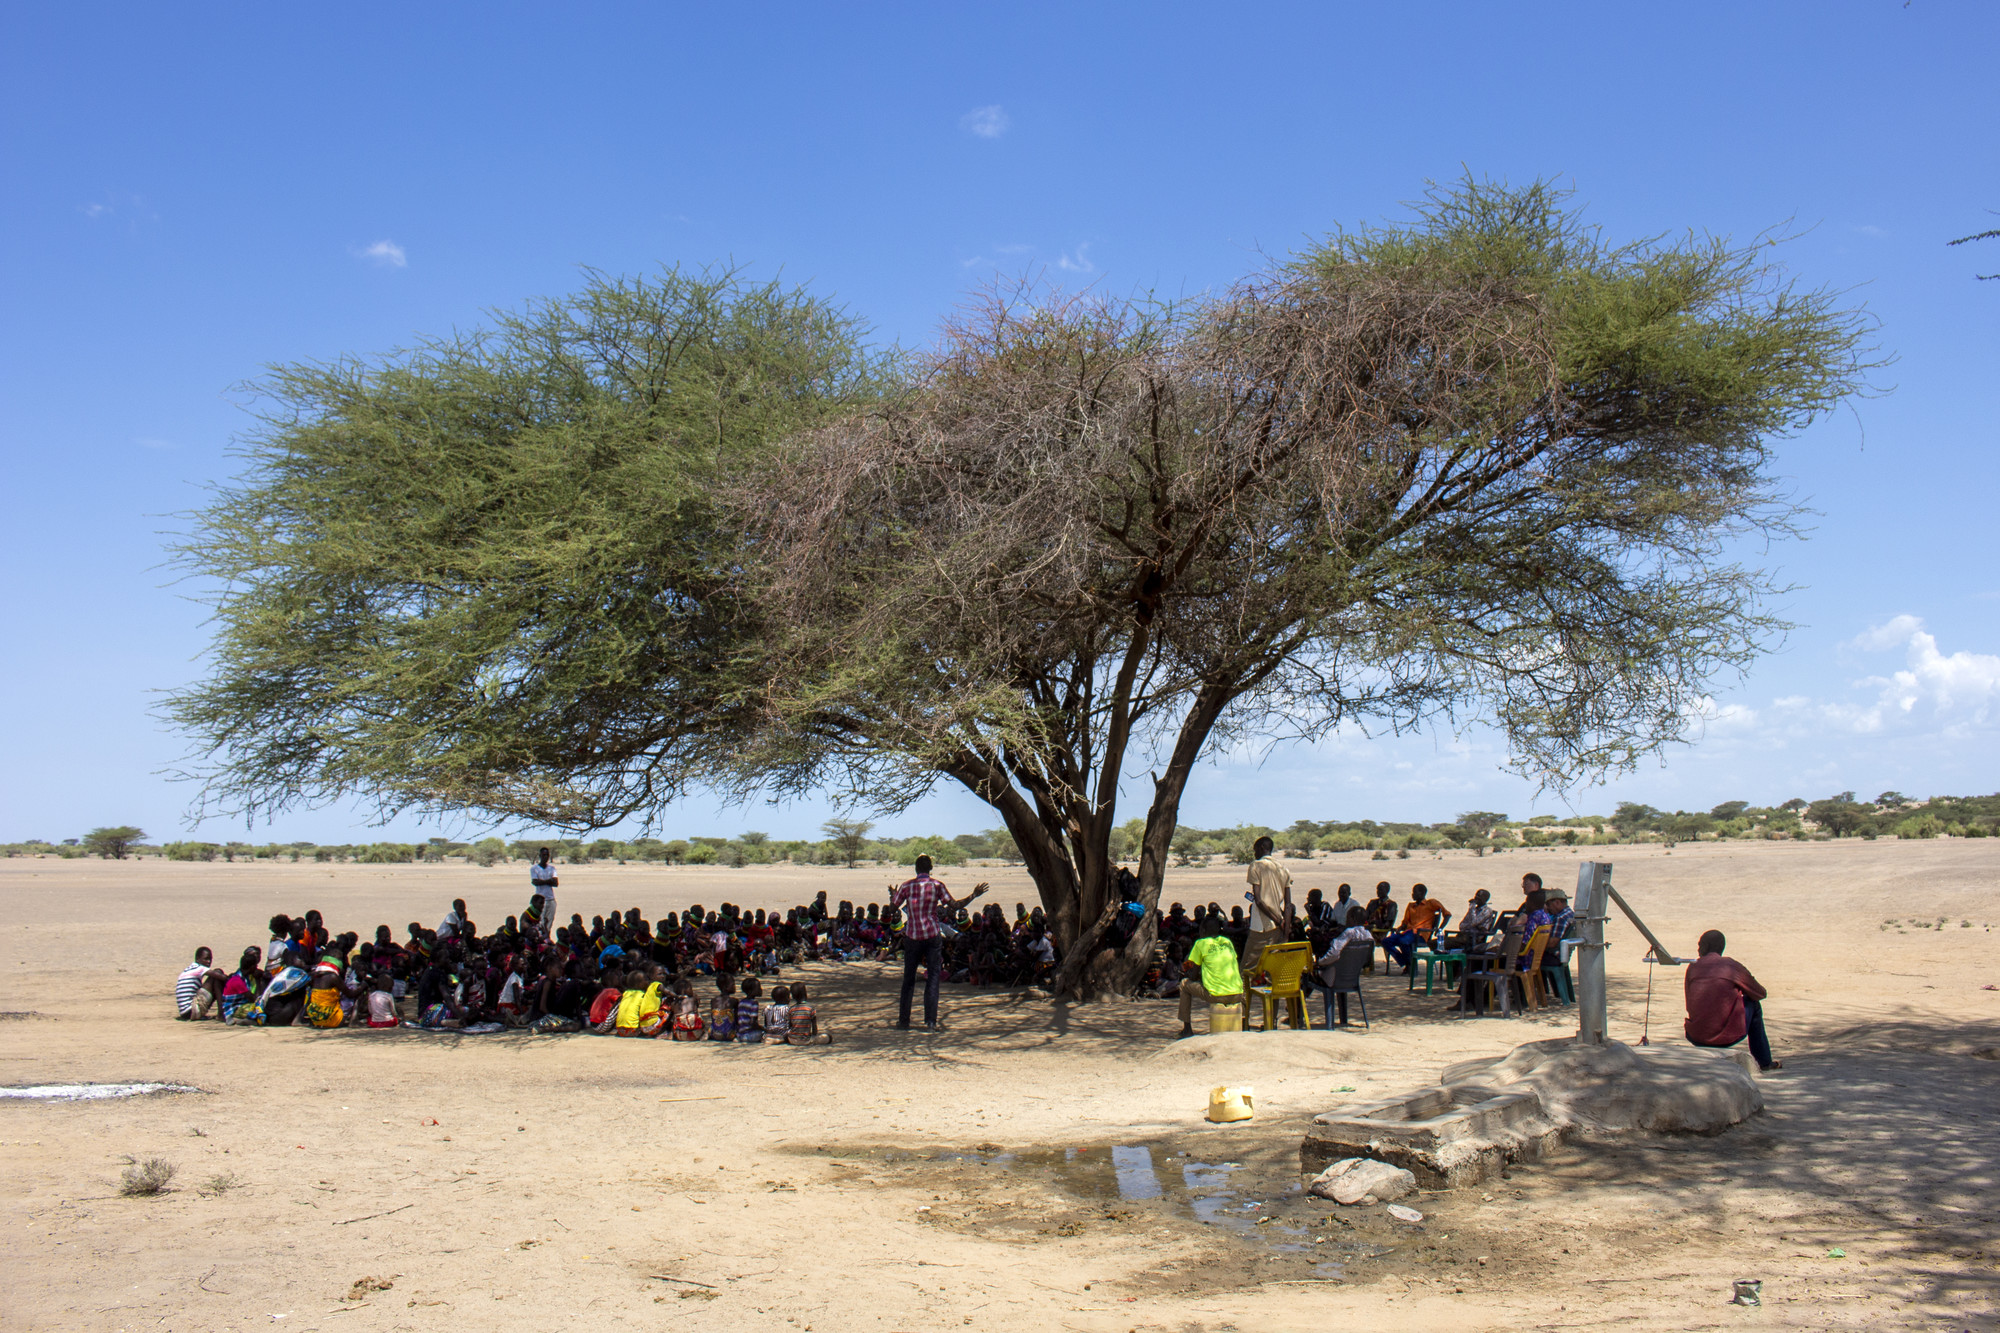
891,855 -> 987,1030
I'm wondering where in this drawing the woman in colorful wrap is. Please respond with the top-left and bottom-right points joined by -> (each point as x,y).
303,945 -> 348,1028
614,966 -> 668,1037
220,947 -> 267,1024
259,963 -> 311,1027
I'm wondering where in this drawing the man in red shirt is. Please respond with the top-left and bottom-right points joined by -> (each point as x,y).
891,856 -> 987,1030
1684,930 -> 1780,1071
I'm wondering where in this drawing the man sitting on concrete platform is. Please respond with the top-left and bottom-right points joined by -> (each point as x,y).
1685,929 -> 1782,1072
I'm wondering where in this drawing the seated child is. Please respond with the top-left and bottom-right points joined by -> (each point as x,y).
785,982 -> 825,1045
670,978 -> 705,1041
765,986 -> 791,1040
588,967 -> 625,1034
365,973 -> 400,1028
735,976 -> 764,1043
707,975 -> 737,1041
497,959 -> 530,1027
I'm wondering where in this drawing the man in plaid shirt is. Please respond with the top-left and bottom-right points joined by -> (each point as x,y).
891,855 -> 988,1030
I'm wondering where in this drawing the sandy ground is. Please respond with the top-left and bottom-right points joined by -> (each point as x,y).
2,840 -> 1998,1332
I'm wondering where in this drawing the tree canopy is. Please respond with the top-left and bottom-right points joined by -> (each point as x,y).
168,267 -> 886,829
728,178 -> 1872,989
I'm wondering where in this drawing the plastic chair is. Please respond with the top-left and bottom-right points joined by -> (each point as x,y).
1318,942 -> 1371,1030
1459,929 -> 1528,1018
1245,942 -> 1315,1030
1541,950 -> 1575,1004
1516,925 -> 1553,1009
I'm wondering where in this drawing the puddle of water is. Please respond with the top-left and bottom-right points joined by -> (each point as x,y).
0,1082 -> 202,1101
1111,1145 -> 1162,1200
802,1142 -> 1321,1252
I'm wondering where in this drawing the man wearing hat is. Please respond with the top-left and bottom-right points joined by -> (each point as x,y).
1542,888 -> 1575,999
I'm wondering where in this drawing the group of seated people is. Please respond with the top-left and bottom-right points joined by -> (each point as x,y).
167,886 -> 889,1043
1163,865 -> 1580,1032
931,899 -> 1061,987
167,862 -> 1072,1040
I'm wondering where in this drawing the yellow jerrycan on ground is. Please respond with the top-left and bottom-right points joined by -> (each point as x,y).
1207,1085 -> 1255,1123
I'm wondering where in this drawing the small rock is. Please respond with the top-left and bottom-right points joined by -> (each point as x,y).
1307,1157 -> 1417,1206
1386,1204 -> 1424,1223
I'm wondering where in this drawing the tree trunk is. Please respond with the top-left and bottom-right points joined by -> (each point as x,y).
1045,684 -> 1233,1000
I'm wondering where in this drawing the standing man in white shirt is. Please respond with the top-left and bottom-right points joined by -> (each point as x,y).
1242,835 -> 1294,1017
530,848 -> 559,925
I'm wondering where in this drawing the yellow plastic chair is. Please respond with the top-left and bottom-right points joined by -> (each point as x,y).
1245,941 -> 1315,1031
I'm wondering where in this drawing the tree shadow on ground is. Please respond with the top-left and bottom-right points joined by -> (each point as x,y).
1514,1015 -> 2000,1310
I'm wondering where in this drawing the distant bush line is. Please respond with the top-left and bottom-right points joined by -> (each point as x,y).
8,791 -> 1994,865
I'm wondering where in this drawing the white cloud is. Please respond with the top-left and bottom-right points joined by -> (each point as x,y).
1856,224 -> 1889,238
80,202 -> 112,220
133,436 -> 172,450
1758,616 -> 2000,735
1855,616 -> 2000,720
960,105 -> 1009,139
1686,695 -> 1759,734
1848,614 -> 1923,653
1057,242 -> 1095,274
361,240 -> 407,268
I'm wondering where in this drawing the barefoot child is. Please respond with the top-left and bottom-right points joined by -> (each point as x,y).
670,977 -> 705,1041
735,976 -> 764,1043
365,973 -> 400,1028
785,982 -> 826,1045
707,975 -> 737,1042
766,985 -> 791,1040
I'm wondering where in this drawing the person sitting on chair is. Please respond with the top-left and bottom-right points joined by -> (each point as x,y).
1363,881 -> 1398,933
1453,889 -> 1498,948
1314,906 -> 1374,1027
1381,884 -> 1446,974
1685,929 -> 1781,1072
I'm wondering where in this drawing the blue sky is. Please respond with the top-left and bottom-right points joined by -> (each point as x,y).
3,2 -> 1996,844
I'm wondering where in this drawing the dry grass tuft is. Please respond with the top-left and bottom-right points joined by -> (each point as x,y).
120,1157 -> 176,1196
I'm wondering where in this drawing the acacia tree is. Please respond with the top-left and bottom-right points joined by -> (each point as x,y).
821,818 -> 873,867
167,268 -> 886,829
731,179 -> 1871,995
166,184 -> 1868,1002
82,826 -> 147,859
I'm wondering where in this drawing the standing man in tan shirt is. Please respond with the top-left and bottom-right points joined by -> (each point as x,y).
1242,836 -> 1294,1024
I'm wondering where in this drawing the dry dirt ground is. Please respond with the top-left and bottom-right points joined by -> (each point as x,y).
2,839 -> 1998,1332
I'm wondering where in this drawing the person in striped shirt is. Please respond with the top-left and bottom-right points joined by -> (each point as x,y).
891,856 -> 987,1030
174,947 -> 226,1021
